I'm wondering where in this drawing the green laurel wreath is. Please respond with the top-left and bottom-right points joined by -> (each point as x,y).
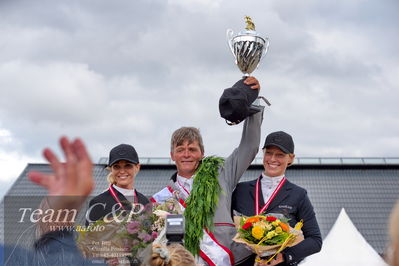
184,156 -> 224,255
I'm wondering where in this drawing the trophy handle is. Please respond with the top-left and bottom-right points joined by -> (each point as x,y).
261,37 -> 270,60
226,29 -> 235,57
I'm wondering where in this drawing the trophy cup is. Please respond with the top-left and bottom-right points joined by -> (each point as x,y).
226,16 -> 271,106
227,16 -> 269,76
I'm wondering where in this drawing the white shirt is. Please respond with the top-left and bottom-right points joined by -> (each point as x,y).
261,172 -> 285,203
112,184 -> 135,196
176,174 -> 194,197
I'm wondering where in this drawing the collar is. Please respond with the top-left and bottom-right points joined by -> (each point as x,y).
176,174 -> 194,193
176,174 -> 194,184
112,184 -> 135,196
261,172 -> 285,185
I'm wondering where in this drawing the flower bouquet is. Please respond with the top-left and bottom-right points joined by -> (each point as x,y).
233,214 -> 304,263
121,204 -> 158,261
151,198 -> 183,244
77,203 -> 157,265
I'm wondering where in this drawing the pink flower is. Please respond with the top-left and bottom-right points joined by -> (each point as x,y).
127,227 -> 139,234
127,221 -> 140,234
151,231 -> 158,239
138,232 -> 153,243
138,232 -> 148,240
143,234 -> 153,243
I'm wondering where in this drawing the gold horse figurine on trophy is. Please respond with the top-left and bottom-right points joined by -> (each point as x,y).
244,16 -> 255,31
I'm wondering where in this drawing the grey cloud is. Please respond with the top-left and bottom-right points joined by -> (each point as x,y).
0,61 -> 108,123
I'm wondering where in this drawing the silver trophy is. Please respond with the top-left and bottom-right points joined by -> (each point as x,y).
226,16 -> 270,76
226,16 -> 271,106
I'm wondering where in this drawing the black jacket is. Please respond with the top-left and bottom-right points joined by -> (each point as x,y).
86,187 -> 150,225
232,177 -> 322,266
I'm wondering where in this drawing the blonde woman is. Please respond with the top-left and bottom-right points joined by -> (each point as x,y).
86,144 -> 149,225
232,131 -> 322,265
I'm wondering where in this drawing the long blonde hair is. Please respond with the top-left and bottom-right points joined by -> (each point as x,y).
149,244 -> 196,266
106,167 -> 116,185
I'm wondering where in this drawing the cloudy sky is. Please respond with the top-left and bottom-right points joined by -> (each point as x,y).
0,0 -> 398,198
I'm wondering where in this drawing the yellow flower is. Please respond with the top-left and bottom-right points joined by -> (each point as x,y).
254,221 -> 267,229
272,221 -> 279,227
275,226 -> 282,234
252,226 -> 264,240
266,231 -> 276,239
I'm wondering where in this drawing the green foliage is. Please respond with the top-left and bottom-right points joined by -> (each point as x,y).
184,156 -> 224,255
264,232 -> 289,245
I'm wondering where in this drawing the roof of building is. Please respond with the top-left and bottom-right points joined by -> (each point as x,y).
1,157 -> 399,255
100,156 -> 399,166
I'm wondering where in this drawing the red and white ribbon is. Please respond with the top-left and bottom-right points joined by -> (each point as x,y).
177,179 -> 191,198
108,184 -> 137,210
255,175 -> 286,215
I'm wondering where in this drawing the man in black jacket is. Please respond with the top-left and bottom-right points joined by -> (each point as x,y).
232,131 -> 322,266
